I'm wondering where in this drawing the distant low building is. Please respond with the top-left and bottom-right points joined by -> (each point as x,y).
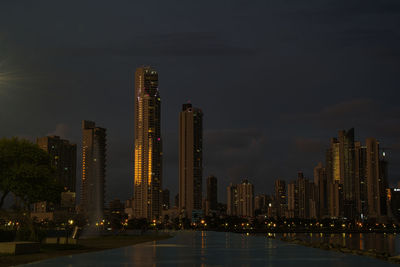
206,176 -> 218,216
162,189 -> 170,210
125,199 -> 134,219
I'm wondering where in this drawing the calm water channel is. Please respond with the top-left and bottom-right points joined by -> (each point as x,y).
26,231 -> 399,266
281,232 -> 400,255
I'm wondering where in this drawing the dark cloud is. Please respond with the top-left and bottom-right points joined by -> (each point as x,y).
49,32 -> 257,60
284,98 -> 400,134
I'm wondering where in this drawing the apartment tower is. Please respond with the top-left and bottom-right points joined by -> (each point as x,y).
37,135 -> 77,193
81,120 -> 106,223
179,103 -> 203,218
134,66 -> 162,220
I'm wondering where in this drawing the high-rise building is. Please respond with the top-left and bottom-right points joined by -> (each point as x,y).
327,138 -> 341,183
379,150 -> 388,217
237,179 -> 254,218
325,129 -> 356,219
297,172 -> 309,219
227,183 -> 238,216
179,103 -> 203,218
287,181 -> 298,218
81,120 -> 106,223
134,66 -> 162,220
274,179 -> 286,218
338,128 -> 356,219
366,138 -> 381,219
296,172 -> 318,219
326,137 -> 342,218
388,188 -> 400,221
206,175 -> 218,215
355,142 -> 368,218
37,136 -> 77,193
314,162 -> 327,219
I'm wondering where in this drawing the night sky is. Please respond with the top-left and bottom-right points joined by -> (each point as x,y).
1,1 -> 399,203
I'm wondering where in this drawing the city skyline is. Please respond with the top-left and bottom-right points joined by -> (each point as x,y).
0,1 -> 399,203
2,2 -> 400,265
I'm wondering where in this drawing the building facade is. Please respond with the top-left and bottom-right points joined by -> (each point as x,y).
134,66 -> 163,220
227,183 -> 238,216
37,135 -> 77,193
81,120 -> 106,223
179,103 -> 203,218
237,179 -> 254,218
314,162 -> 327,218
366,138 -> 381,219
339,129 -> 356,219
274,179 -> 286,218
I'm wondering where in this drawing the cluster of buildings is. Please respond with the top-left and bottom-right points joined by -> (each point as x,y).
29,67 -> 398,226
32,121 -> 107,224
226,129 -> 399,224
31,66 -> 219,225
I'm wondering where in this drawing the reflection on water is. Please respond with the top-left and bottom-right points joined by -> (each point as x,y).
281,233 -> 400,255
26,231 -> 399,267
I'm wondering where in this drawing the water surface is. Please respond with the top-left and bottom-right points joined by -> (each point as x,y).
26,231 -> 398,266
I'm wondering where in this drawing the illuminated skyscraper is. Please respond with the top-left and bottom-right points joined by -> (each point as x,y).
81,120 -> 106,223
326,129 -> 357,219
134,66 -> 162,220
179,103 -> 203,218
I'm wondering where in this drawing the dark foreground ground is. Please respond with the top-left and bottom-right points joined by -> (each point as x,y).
0,234 -> 171,267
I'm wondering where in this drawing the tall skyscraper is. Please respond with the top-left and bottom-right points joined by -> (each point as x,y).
355,141 -> 368,218
338,128 -> 356,219
325,129 -> 356,219
179,103 -> 203,218
237,179 -> 254,218
274,179 -> 286,218
379,149 -> 388,217
81,120 -> 106,223
37,135 -> 77,193
206,175 -> 218,215
134,66 -> 162,220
